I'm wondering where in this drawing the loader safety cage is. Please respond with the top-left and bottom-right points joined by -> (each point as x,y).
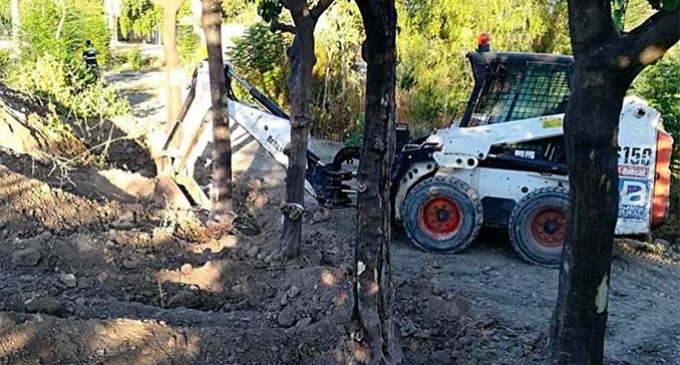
460,52 -> 575,128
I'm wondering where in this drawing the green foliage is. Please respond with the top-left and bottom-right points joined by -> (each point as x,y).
309,1 -> 365,140
223,0 -> 259,23
178,25 -> 204,66
228,22 -> 291,107
19,0 -> 110,64
612,0 -> 630,30
0,0 -> 8,18
1,0 -> 128,147
614,0 -> 678,31
126,46 -> 146,70
0,2 -> 9,37
256,0 -> 284,23
395,0 -> 571,132
633,50 -> 680,158
6,54 -> 130,120
230,2 -> 366,140
0,50 -> 11,78
344,114 -> 364,147
118,0 -> 161,39
232,0 -> 574,141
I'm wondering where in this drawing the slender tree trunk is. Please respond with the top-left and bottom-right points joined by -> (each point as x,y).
273,0 -> 335,258
162,1 -> 183,131
549,2 -> 679,364
351,0 -> 402,363
10,0 -> 20,51
278,14 -> 316,258
201,0 -> 232,219
54,0 -> 66,40
109,14 -> 118,46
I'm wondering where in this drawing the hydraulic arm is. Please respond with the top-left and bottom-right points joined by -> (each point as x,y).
154,60 -> 355,210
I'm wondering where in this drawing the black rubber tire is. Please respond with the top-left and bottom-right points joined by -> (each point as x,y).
402,176 -> 483,253
509,187 -> 569,268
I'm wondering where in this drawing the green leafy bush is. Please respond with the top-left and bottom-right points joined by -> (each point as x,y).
395,0 -> 571,130
0,50 -> 11,78
228,22 -> 291,108
19,0 -> 110,65
344,114 -> 365,147
178,25 -> 204,67
6,54 -> 130,120
126,46 -> 146,70
228,2 -> 366,141
0,1 -> 10,36
225,0 -> 573,142
3,0 -> 128,124
119,0 -> 161,40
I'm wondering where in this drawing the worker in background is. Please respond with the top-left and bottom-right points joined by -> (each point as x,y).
82,40 -> 99,80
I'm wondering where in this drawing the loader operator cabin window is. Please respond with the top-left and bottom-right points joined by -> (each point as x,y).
469,62 -> 571,126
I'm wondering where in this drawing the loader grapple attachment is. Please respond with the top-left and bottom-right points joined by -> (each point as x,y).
306,164 -> 354,207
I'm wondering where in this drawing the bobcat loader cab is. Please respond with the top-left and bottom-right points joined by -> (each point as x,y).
394,48 -> 674,267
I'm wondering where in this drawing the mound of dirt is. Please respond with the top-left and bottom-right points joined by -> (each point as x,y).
0,164 -> 139,238
0,82 -> 87,162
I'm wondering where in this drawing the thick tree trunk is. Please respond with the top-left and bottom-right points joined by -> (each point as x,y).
549,2 -> 678,364
549,62 -> 629,365
163,3 -> 183,132
201,0 -> 232,219
351,0 -> 402,363
278,20 -> 315,258
10,0 -> 20,51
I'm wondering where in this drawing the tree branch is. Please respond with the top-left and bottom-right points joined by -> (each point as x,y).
311,0 -> 335,20
611,9 -> 680,78
271,20 -> 297,34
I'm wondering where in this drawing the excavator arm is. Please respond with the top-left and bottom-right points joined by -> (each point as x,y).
154,60 -> 354,211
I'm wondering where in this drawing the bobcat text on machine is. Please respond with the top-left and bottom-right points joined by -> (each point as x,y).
155,44 -> 673,268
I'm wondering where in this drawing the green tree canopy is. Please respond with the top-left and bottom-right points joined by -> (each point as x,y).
118,0 -> 162,37
395,0 -> 570,133
19,0 -> 110,64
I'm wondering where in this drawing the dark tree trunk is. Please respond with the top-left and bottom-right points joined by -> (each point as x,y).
549,2 -> 679,364
550,63 -> 628,365
162,0 -> 184,131
278,24 -> 315,258
277,0 -> 336,258
350,0 -> 402,363
201,0 -> 232,219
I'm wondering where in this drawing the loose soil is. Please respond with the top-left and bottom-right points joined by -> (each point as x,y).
0,70 -> 678,365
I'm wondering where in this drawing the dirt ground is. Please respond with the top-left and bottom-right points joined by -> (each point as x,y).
0,70 -> 679,365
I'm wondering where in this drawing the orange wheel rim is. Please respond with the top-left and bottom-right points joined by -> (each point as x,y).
530,209 -> 566,248
417,197 -> 462,240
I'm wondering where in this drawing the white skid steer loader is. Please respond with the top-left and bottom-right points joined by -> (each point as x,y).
155,47 -> 673,268
393,51 -> 673,267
